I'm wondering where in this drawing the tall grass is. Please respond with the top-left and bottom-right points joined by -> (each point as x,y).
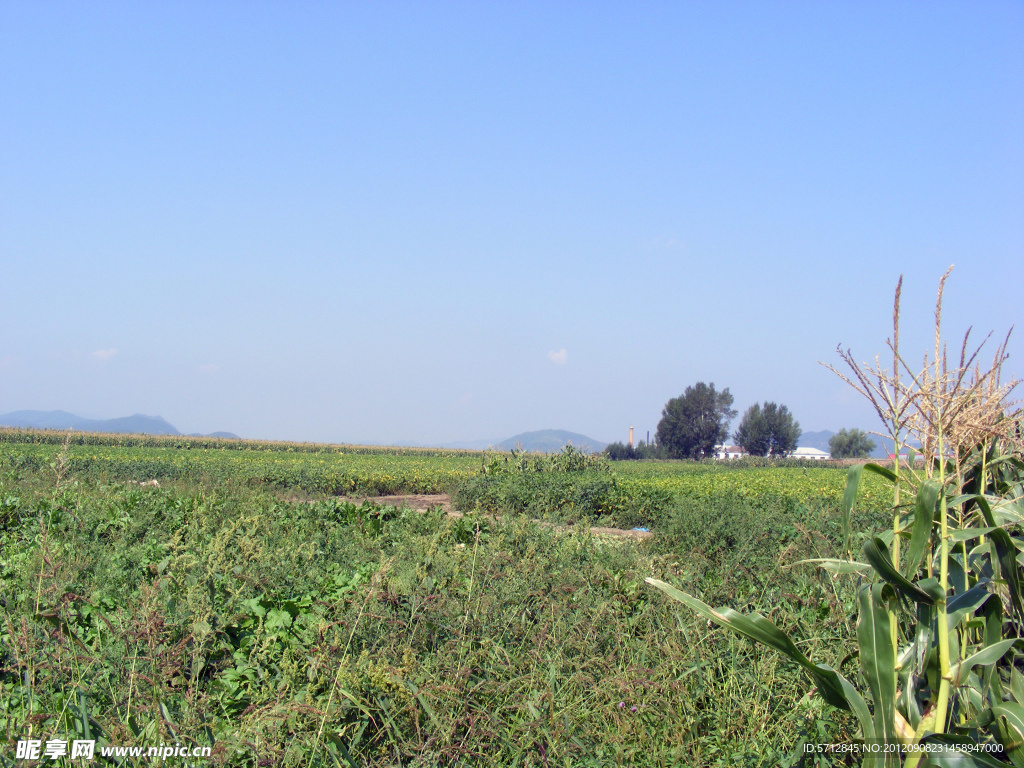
1,456 -> 862,766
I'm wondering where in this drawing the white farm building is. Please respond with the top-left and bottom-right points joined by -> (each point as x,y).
713,446 -> 831,460
714,445 -> 747,459
790,447 -> 830,461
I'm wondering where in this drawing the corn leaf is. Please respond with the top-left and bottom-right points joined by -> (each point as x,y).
862,537 -> 942,605
842,463 -> 899,560
792,558 -> 871,575
1010,668 -> 1024,705
993,500 -> 1024,526
897,602 -> 932,730
645,577 -> 875,738
904,479 -> 940,577
857,583 -> 898,765
989,529 -> 1024,625
946,580 -> 992,632
950,527 -> 998,542
863,462 -> 899,483
842,464 -> 863,559
992,702 -> 1024,767
950,639 -> 1023,685
916,734 -> 1011,767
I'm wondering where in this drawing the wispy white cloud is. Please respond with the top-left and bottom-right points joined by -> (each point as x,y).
198,364 -> 220,373
90,348 -> 118,361
547,348 -> 568,365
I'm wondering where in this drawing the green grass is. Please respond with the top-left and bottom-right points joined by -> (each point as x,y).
0,434 -> 873,766
0,439 -> 482,497
453,452 -> 890,533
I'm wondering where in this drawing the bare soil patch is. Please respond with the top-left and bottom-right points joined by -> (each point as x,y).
359,494 -> 455,514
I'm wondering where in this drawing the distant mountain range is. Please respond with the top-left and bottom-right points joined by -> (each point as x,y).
494,429 -> 608,453
448,429 -> 890,457
437,430 -> 608,453
439,437 -> 503,451
799,429 -> 890,459
0,410 -> 238,439
0,411 -> 896,458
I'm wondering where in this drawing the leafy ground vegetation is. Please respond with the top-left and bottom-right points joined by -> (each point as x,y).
454,447 -> 891,530
0,435 -> 481,497
0,430 -> 888,767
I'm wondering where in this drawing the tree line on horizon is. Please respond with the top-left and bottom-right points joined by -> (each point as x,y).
604,382 -> 875,461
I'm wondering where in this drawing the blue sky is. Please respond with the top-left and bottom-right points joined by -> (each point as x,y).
1,2 -> 1021,446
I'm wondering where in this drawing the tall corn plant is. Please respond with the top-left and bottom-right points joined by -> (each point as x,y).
648,269 -> 1023,766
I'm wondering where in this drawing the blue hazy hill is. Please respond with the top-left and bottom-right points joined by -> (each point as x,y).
0,410 -> 180,435
0,410 -> 236,438
496,429 -> 607,454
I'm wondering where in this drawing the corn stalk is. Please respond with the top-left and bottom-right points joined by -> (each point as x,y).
650,269 -> 1023,766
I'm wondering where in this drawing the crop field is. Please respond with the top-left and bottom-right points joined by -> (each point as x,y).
613,460 -> 892,517
454,451 -> 890,534
0,432 -> 890,524
0,429 -> 890,517
1,430 -> 887,766
0,435 -> 484,497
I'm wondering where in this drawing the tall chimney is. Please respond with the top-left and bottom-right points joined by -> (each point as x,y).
629,426 -> 634,448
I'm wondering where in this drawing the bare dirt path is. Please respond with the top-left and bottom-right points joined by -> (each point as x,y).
352,493 -> 654,541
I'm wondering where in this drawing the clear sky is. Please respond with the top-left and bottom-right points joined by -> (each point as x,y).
2,2 -> 1021,446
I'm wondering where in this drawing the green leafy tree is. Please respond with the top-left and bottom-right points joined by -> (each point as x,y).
603,441 -> 636,460
829,427 -> 876,458
603,441 -> 665,461
655,382 -> 736,459
733,402 -> 801,457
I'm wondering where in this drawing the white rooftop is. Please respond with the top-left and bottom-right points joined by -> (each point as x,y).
791,447 -> 830,458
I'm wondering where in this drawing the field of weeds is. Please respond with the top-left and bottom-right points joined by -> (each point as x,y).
453,448 -> 890,532
0,433 -> 484,497
0,432 -> 878,766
